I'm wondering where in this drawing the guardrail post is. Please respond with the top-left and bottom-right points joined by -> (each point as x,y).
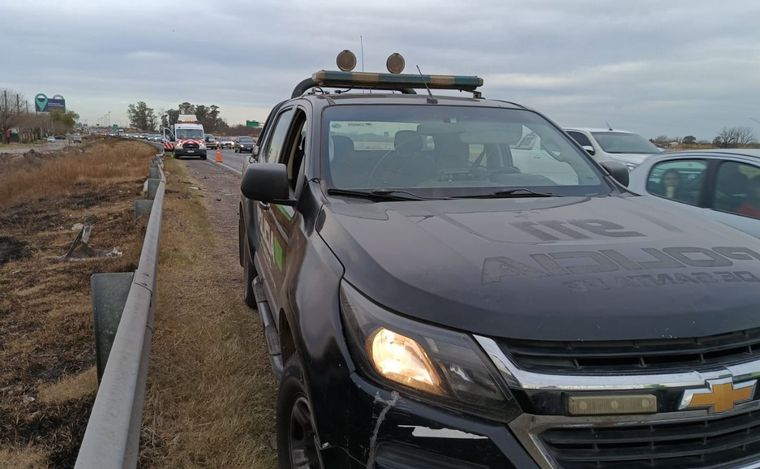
149,165 -> 160,179
133,200 -> 153,219
91,272 -> 134,381
146,178 -> 160,200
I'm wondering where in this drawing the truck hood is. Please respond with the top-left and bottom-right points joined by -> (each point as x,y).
319,195 -> 760,341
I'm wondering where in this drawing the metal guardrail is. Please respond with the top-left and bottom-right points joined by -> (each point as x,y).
75,152 -> 166,469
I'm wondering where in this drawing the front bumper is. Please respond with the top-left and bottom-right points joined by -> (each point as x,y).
174,148 -> 207,157
325,373 -> 537,468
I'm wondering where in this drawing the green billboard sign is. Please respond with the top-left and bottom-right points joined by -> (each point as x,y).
246,120 -> 260,128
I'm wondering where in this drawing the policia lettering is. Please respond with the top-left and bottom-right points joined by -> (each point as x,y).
482,246 -> 760,286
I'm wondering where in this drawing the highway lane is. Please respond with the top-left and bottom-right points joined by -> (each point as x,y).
176,147 -> 252,174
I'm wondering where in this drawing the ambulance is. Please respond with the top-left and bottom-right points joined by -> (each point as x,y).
172,114 -> 206,159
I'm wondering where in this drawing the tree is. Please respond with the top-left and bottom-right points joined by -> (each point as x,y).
49,109 -> 79,133
715,127 -> 755,148
682,135 -> 697,145
127,101 -> 157,131
178,102 -> 195,114
0,89 -> 26,143
653,135 -> 670,147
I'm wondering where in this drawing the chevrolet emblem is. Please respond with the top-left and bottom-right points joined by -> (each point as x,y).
679,378 -> 757,413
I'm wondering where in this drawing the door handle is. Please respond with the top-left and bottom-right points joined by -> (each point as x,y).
259,201 -> 270,210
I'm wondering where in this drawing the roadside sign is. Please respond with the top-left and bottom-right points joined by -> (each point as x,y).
35,93 -> 66,112
246,120 -> 260,128
112,124 -> 118,132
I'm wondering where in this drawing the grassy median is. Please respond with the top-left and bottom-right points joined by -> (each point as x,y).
0,138 -> 156,468
141,159 -> 277,468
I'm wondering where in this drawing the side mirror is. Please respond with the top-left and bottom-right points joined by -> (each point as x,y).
599,160 -> 629,187
582,145 -> 595,156
253,144 -> 260,157
241,163 -> 295,205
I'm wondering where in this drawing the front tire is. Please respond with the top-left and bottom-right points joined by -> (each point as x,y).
277,356 -> 322,469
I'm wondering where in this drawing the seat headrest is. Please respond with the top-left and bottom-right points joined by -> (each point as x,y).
331,135 -> 355,154
394,130 -> 422,155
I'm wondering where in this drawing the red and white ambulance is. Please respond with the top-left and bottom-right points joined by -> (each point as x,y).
172,114 -> 206,159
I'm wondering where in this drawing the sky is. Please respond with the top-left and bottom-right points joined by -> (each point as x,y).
2,0 -> 760,140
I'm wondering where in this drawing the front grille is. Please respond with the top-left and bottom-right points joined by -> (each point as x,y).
540,408 -> 760,468
500,328 -> 760,374
184,142 -> 199,148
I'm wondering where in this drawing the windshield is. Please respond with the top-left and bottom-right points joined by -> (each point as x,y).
323,106 -> 606,197
591,131 -> 659,154
176,128 -> 203,139
239,137 -> 253,142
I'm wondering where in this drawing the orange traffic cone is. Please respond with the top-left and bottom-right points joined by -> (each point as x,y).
215,147 -> 223,163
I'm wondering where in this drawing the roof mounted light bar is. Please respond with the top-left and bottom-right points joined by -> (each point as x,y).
291,71 -> 484,98
290,50 -> 484,98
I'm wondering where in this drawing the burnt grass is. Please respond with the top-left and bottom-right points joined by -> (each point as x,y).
0,176 -> 147,466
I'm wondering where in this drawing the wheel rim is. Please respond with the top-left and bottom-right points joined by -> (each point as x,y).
288,396 -> 320,469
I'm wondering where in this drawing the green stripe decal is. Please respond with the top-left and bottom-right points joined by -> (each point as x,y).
275,204 -> 295,220
274,239 -> 284,271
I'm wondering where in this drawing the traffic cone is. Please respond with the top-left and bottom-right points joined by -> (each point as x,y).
215,147 -> 223,163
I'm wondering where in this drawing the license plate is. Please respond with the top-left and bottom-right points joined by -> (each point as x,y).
187,150 -> 195,153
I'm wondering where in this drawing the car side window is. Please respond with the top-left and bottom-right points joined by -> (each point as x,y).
280,111 -> 308,192
647,159 -> 707,206
713,161 -> 760,219
261,108 -> 295,163
567,131 -> 592,147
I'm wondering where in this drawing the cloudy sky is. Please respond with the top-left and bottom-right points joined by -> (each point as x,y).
2,0 -> 760,139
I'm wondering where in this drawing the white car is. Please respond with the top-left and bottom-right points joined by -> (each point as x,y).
565,127 -> 661,170
46,136 -> 56,143
628,149 -> 760,237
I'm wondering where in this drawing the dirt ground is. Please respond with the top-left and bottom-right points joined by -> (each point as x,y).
140,159 -> 277,468
0,139 -> 156,468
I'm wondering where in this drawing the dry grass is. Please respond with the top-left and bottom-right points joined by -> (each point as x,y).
0,139 -> 156,467
141,159 -> 277,468
0,446 -> 47,469
0,138 -> 156,210
37,367 -> 97,406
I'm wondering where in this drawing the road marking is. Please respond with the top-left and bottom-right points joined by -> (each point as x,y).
205,160 -> 241,175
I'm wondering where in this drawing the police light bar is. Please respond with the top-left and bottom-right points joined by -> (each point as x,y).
311,70 -> 483,92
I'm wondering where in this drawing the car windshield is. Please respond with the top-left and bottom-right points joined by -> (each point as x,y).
323,105 -> 607,197
176,128 -> 203,139
239,137 -> 253,142
591,131 -> 659,154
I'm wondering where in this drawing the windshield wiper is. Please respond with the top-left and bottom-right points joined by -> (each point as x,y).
327,188 -> 435,201
453,188 -> 557,199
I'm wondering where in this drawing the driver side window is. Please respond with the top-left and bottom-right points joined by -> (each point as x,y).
262,109 -> 294,163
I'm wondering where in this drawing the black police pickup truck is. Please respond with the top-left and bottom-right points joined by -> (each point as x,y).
239,53 -> 760,469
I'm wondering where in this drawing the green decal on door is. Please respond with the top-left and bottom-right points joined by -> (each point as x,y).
274,238 -> 284,270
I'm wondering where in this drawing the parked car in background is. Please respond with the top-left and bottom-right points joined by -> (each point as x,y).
205,134 -> 219,149
72,134 -> 83,143
629,149 -> 760,237
234,136 -> 255,153
565,127 -> 661,170
220,137 -> 235,149
46,136 -> 56,143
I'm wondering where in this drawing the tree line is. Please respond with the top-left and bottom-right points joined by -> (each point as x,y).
652,126 -> 757,148
127,101 -> 229,133
1,89 -> 79,144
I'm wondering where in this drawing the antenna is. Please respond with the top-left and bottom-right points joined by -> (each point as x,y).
606,121 -> 613,131
415,65 -> 437,104
360,35 -> 364,72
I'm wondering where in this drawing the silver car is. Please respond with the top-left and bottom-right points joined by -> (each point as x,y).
565,127 -> 662,170
628,149 -> 760,237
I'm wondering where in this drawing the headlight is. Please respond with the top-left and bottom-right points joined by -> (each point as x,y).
340,281 -> 520,422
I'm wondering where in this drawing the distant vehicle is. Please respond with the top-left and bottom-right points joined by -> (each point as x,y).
46,136 -> 56,143
565,127 -> 661,170
205,134 -> 219,149
629,149 -> 760,237
235,136 -> 255,153
54,135 -> 65,140
220,137 -> 235,149
172,114 -> 206,159
72,134 -> 83,143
